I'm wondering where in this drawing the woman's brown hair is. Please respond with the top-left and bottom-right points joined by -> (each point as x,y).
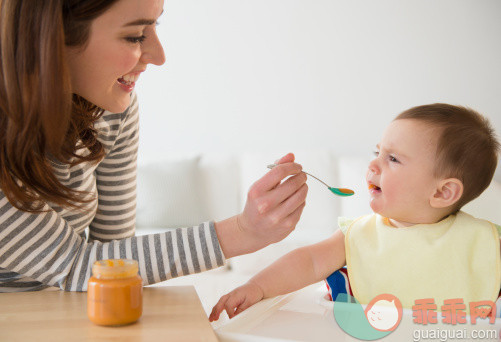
0,0 -> 119,212
395,104 -> 500,210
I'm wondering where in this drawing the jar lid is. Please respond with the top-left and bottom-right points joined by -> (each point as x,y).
92,259 -> 139,279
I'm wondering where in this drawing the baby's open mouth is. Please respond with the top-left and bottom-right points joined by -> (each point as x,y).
369,184 -> 381,191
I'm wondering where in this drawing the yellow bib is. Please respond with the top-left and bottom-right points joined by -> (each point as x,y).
345,211 -> 500,309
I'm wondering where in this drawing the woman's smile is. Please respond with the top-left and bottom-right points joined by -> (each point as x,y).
117,71 -> 144,92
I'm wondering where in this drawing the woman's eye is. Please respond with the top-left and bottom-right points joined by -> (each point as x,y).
125,35 -> 146,44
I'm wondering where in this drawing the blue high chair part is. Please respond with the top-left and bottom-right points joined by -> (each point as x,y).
324,267 -> 352,302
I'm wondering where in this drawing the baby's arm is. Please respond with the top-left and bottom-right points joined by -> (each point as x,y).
209,229 -> 346,321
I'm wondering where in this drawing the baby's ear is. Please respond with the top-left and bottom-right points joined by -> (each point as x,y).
429,178 -> 463,209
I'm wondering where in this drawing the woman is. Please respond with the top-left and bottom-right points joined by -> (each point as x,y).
0,0 -> 307,292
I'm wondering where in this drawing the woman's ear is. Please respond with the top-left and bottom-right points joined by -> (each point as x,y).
430,178 -> 463,209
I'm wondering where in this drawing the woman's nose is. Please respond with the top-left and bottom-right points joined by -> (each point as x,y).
141,31 -> 166,66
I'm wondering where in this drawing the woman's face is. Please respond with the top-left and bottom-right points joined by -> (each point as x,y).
66,0 -> 165,113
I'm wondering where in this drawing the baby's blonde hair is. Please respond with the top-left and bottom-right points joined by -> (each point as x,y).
395,104 -> 500,210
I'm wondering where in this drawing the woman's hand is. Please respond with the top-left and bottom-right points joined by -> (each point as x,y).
239,153 -> 308,249
215,153 -> 308,258
209,281 -> 265,321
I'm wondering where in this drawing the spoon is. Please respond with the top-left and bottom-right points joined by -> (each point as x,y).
267,164 -> 355,197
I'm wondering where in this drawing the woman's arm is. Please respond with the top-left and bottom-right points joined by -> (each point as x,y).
0,191 -> 224,292
0,92 -> 307,292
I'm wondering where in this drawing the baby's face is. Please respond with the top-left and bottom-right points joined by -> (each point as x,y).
366,119 -> 441,226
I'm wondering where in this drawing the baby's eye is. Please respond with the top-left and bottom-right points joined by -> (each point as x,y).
389,155 -> 399,163
373,151 -> 380,157
125,35 -> 146,44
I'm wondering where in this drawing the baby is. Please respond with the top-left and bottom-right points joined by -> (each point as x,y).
209,103 -> 501,321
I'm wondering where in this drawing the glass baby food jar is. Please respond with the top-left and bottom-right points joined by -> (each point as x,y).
87,259 -> 143,326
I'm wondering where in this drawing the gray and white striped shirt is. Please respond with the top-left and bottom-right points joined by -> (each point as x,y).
0,93 -> 225,292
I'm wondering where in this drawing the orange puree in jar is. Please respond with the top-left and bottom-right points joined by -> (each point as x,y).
87,259 -> 143,326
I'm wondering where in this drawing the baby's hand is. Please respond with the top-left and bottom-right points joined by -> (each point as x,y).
209,282 -> 264,321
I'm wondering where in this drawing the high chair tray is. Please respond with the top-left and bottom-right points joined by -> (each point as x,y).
215,283 -> 501,342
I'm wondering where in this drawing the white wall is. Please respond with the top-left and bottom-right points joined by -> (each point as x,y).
136,0 -> 501,181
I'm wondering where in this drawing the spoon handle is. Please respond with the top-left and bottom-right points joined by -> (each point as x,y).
303,172 -> 330,188
267,164 -> 330,188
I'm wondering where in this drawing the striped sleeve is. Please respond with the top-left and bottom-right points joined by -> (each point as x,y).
0,197 -> 224,291
66,222 -> 225,291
